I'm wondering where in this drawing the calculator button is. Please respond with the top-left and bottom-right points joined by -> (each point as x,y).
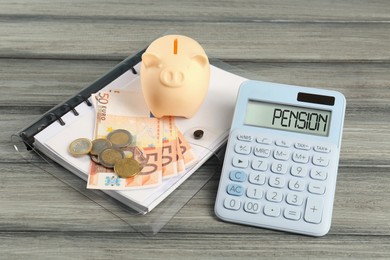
256,137 -> 272,145
308,182 -> 326,195
232,156 -> 249,168
234,143 -> 251,155
310,168 -> 327,181
229,170 -> 247,182
273,149 -> 290,161
248,172 -> 266,185
275,139 -> 291,148
226,184 -> 244,196
246,186 -> 263,199
271,162 -> 288,174
244,200 -> 261,214
269,176 -> 286,188
266,190 -> 283,202
288,179 -> 306,191
264,204 -> 281,217
292,151 -> 310,164
312,155 -> 330,167
223,197 -> 241,210
237,134 -> 254,142
251,159 -> 268,171
314,145 -> 331,153
304,197 -> 324,224
284,207 -> 301,220
286,193 -> 304,206
253,145 -> 271,158
290,165 -> 307,178
220,133 -> 337,231
294,142 -> 311,150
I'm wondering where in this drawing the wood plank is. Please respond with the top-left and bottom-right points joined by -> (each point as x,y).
1,0 -> 389,22
0,59 -> 117,107
0,20 -> 389,61
1,232 -> 389,259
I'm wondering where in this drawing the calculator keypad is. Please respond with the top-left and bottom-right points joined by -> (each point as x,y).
216,131 -> 337,235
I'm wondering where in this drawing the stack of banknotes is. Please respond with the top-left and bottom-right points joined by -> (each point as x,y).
84,90 -> 197,191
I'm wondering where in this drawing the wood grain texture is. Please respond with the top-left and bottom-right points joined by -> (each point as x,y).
1,0 -> 389,259
1,0 -> 390,21
1,20 -> 389,61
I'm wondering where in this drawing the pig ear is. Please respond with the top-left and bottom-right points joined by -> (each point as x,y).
142,53 -> 161,68
192,54 -> 208,67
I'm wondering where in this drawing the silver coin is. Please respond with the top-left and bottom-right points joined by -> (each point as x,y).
107,129 -> 132,148
91,138 -> 112,155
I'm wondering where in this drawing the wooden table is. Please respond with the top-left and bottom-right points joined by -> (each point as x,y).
1,1 -> 389,258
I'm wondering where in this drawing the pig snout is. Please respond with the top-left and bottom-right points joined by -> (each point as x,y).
160,67 -> 185,88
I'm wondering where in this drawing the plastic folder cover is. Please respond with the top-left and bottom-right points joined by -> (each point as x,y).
12,44 -> 250,235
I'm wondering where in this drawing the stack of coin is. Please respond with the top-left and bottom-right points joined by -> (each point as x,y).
69,129 -> 142,178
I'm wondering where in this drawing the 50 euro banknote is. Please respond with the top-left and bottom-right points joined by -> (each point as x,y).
161,116 -> 179,179
87,91 -> 163,190
88,90 -> 198,190
92,90 -> 187,178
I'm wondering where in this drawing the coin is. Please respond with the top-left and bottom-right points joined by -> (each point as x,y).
91,138 -> 112,155
69,138 -> 92,157
107,129 -> 132,148
90,154 -> 100,164
98,148 -> 124,168
114,158 -> 142,178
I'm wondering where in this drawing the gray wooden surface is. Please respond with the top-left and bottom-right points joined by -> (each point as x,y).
1,1 -> 390,259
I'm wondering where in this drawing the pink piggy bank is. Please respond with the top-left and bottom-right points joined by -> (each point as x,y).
140,35 -> 210,118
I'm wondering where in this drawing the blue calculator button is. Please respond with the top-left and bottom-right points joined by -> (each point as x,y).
227,184 -> 244,196
232,156 -> 249,168
229,170 -> 246,182
237,134 -> 254,142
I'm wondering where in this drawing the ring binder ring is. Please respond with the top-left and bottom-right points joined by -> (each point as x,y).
77,95 -> 92,106
64,103 -> 79,116
37,124 -> 46,132
49,113 -> 65,126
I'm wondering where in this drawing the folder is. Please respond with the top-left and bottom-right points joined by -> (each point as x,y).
14,47 -> 247,230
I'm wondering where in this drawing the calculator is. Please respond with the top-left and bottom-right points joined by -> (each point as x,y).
214,80 -> 346,236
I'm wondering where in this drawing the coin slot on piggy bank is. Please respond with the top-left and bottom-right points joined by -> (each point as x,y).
140,35 -> 210,118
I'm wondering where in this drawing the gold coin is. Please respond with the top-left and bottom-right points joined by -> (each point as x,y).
91,138 -> 112,155
98,148 -> 124,168
69,138 -> 92,157
107,129 -> 132,148
114,158 -> 142,178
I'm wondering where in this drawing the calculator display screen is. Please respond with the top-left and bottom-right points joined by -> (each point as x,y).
244,101 -> 331,136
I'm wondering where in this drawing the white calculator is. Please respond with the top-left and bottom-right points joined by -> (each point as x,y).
215,80 -> 346,236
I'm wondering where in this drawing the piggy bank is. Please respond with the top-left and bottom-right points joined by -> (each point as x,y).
140,35 -> 210,118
